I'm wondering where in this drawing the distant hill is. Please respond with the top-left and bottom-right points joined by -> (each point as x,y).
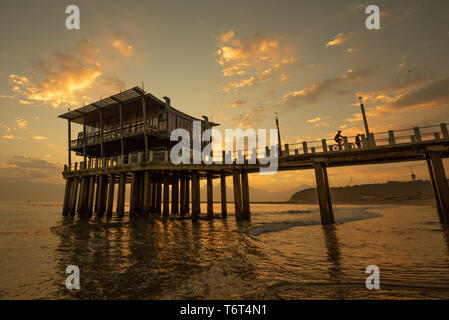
289,180 -> 436,205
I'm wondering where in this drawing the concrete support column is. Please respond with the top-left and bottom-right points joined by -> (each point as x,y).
171,175 -> 179,215
426,152 -> 449,224
220,173 -> 227,218
69,177 -> 79,216
94,176 -> 100,213
87,175 -> 95,217
116,173 -> 126,218
233,170 -> 244,221
80,176 -> 90,216
62,178 -> 72,216
143,171 -> 151,217
130,172 -> 139,218
180,176 -> 186,216
313,163 -> 334,225
185,177 -> 190,214
156,181 -> 162,215
191,172 -> 200,221
151,181 -> 157,214
207,173 -> 214,218
96,175 -> 107,218
163,174 -> 170,218
106,173 -> 115,218
77,176 -> 85,215
241,170 -> 251,220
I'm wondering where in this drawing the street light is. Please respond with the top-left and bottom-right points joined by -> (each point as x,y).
358,97 -> 370,138
275,113 -> 282,155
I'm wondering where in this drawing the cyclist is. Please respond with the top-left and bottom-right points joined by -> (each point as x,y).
334,130 -> 343,150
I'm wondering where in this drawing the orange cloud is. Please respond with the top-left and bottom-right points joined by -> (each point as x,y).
216,30 -> 298,91
232,106 -> 265,128
110,33 -> 135,56
325,33 -> 349,47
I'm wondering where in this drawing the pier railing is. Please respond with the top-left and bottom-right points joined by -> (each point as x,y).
65,122 -> 449,172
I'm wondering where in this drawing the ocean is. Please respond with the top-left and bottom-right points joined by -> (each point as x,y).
1,201 -> 449,299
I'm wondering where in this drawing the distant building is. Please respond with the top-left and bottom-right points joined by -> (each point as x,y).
58,87 -> 218,167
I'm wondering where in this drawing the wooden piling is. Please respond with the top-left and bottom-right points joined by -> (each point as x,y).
106,173 -> 115,218
185,177 -> 190,214
426,152 -> 449,224
97,174 -> 107,217
130,172 -> 138,218
87,175 -> 95,217
172,175 -> 179,215
220,173 -> 227,218
156,181 -> 162,215
163,174 -> 170,217
180,175 -> 186,216
116,173 -> 126,218
241,170 -> 251,220
69,177 -> 79,216
191,172 -> 200,221
233,170 -> 244,221
62,178 -> 72,216
207,173 -> 214,218
143,171 -> 151,217
313,163 -> 334,225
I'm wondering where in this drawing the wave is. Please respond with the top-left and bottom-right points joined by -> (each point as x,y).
278,209 -> 311,214
249,209 -> 382,236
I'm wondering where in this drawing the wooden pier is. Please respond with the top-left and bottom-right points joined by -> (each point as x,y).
59,87 -> 449,225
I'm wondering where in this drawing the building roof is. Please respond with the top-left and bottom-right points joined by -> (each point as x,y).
57,86 -> 219,126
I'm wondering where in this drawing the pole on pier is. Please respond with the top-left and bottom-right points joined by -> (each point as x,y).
207,173 -> 214,218
221,173 -> 227,218
358,97 -> 370,138
233,170 -> 244,221
191,171 -> 200,221
241,170 -> 251,220
313,162 -> 334,225
172,175 -> 179,215
163,174 -> 170,218
116,173 -> 126,218
275,113 -> 282,156
426,152 -> 449,224
106,173 -> 115,218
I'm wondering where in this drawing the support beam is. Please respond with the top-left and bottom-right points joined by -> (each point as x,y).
69,177 -> 79,216
142,95 -> 149,156
62,178 -> 72,216
426,152 -> 449,224
96,175 -> 107,217
241,170 -> 251,220
83,113 -> 87,166
233,170 -> 244,221
171,175 -> 179,215
151,181 -> 157,214
156,181 -> 162,215
207,173 -> 214,218
130,172 -> 139,218
99,108 -> 104,159
67,119 -> 72,169
94,176 -> 100,213
106,173 -> 115,218
313,163 -> 334,225
220,173 -> 227,218
185,177 -> 190,214
163,174 -> 170,217
143,171 -> 151,217
116,173 -> 126,218
87,175 -> 95,217
119,103 -> 125,155
180,176 -> 186,216
191,172 -> 200,221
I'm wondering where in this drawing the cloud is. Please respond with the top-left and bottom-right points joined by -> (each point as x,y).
216,30 -> 298,91
7,39 -> 129,109
0,155 -> 61,183
383,76 -> 449,110
232,106 -> 266,128
280,68 -> 372,108
110,33 -> 135,56
33,136 -> 48,140
325,33 -> 349,47
15,117 -> 29,128
224,99 -> 246,109
307,116 -> 331,128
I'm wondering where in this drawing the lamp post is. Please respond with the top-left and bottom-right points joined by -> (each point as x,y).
275,113 -> 282,155
358,97 -> 370,137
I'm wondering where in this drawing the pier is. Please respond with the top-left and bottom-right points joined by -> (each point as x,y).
59,87 -> 449,225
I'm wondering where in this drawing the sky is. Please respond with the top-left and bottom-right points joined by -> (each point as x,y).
0,0 -> 448,200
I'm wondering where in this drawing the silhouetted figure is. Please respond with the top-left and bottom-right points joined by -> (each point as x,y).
355,134 -> 361,148
334,130 -> 343,150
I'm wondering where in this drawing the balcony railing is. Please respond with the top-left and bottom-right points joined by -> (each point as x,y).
70,121 -> 165,149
